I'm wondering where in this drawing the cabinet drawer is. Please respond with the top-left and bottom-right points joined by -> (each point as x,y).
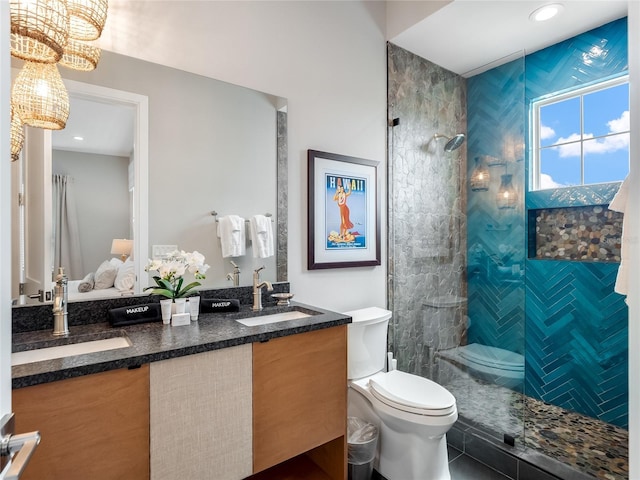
13,365 -> 150,480
253,326 -> 347,473
150,345 -> 253,480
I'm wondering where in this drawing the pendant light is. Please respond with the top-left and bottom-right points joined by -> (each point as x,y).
12,61 -> 70,130
59,38 -> 101,71
469,156 -> 490,191
10,0 -> 69,63
10,105 -> 25,162
496,173 -> 518,210
67,0 -> 108,41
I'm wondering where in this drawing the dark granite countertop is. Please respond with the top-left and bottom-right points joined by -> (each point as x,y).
12,302 -> 351,388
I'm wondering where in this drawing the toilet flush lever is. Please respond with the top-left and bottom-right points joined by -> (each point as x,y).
0,414 -> 41,480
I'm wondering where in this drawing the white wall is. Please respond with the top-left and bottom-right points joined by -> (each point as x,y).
99,1 -> 389,313
53,150 -> 130,279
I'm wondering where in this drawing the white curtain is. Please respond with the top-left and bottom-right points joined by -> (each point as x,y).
52,175 -> 83,279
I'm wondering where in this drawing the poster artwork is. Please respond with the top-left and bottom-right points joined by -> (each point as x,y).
325,174 -> 367,250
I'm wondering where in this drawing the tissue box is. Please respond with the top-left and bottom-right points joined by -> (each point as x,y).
171,312 -> 191,326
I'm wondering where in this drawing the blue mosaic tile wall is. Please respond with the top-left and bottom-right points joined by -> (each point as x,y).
467,18 -> 629,428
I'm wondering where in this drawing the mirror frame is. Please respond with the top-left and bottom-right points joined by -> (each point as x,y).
56,79 -> 149,295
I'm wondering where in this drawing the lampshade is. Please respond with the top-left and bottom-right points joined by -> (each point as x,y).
12,61 -> 70,130
67,0 -> 108,41
10,105 -> 25,162
111,238 -> 133,261
10,0 -> 69,63
496,174 -> 518,210
469,156 -> 490,191
59,38 -> 101,71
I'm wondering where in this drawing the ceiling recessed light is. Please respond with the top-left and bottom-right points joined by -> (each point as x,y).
73,136 -> 84,141
529,3 -> 564,22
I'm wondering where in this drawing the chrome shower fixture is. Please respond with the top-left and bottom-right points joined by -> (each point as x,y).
432,133 -> 466,152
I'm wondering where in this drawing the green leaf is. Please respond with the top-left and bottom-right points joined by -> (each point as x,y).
175,281 -> 201,298
144,287 -> 175,298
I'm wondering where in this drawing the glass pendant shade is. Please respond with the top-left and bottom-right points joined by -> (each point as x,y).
10,0 -> 69,63
59,38 -> 101,71
67,0 -> 108,41
12,61 -> 70,130
469,156 -> 490,191
10,105 -> 25,162
496,174 -> 518,209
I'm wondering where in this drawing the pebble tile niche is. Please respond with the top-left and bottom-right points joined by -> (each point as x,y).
530,205 -> 623,262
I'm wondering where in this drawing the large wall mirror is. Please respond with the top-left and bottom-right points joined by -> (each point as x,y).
11,50 -> 287,305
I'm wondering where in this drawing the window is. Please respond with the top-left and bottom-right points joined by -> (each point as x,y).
531,76 -> 629,190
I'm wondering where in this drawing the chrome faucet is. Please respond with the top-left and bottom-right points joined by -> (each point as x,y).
226,260 -> 241,287
252,266 -> 273,311
52,267 -> 69,336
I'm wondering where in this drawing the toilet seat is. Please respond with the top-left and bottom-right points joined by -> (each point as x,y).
368,370 -> 456,416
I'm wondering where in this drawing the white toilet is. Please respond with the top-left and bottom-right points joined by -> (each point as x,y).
346,307 -> 458,480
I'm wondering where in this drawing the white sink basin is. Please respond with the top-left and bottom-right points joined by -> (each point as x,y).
12,337 -> 132,366
236,310 -> 311,327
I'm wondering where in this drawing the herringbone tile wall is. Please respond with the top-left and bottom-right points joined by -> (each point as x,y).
525,260 -> 628,427
467,17 -> 629,429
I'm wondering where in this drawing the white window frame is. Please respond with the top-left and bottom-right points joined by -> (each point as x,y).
531,75 -> 629,191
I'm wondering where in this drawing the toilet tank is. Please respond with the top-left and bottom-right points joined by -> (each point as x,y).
344,307 -> 392,380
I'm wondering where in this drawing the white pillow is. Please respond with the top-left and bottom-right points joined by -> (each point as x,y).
114,259 -> 136,291
94,260 -> 118,289
110,257 -> 124,269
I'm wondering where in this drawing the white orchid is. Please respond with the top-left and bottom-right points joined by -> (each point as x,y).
145,250 -> 210,299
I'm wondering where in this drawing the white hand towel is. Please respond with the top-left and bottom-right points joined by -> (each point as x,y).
609,177 -> 629,299
249,215 -> 274,258
217,215 -> 246,258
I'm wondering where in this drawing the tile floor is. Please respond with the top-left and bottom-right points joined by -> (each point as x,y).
449,446 -> 510,480
439,359 -> 628,479
372,447 -> 511,480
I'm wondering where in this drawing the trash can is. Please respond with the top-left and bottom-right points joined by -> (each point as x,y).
347,416 -> 378,480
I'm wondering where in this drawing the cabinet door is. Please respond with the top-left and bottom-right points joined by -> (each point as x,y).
150,344 -> 253,480
13,365 -> 150,480
253,326 -> 347,474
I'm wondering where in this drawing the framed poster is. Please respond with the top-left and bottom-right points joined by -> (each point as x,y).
307,149 -> 380,270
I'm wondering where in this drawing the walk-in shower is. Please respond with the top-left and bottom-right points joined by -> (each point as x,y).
388,34 -> 628,480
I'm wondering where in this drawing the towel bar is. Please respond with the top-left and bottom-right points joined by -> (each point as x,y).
211,211 -> 273,222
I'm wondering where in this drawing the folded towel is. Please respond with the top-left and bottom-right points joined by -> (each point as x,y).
249,214 -> 274,258
609,177 -> 629,299
78,272 -> 95,293
217,215 -> 246,258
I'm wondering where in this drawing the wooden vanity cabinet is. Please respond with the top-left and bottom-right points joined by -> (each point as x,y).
12,324 -> 347,480
251,325 -> 347,479
13,365 -> 150,480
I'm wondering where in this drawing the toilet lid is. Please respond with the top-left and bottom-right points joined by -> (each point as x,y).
458,344 -> 524,372
369,370 -> 456,416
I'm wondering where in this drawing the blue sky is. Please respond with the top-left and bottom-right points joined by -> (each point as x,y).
538,82 -> 629,188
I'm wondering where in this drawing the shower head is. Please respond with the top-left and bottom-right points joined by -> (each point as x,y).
432,133 -> 466,152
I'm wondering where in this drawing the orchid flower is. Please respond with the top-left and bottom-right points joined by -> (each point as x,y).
144,250 -> 208,299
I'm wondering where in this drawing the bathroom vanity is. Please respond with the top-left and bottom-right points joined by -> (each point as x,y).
11,290 -> 350,480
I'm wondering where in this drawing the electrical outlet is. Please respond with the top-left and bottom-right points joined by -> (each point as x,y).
152,245 -> 178,259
